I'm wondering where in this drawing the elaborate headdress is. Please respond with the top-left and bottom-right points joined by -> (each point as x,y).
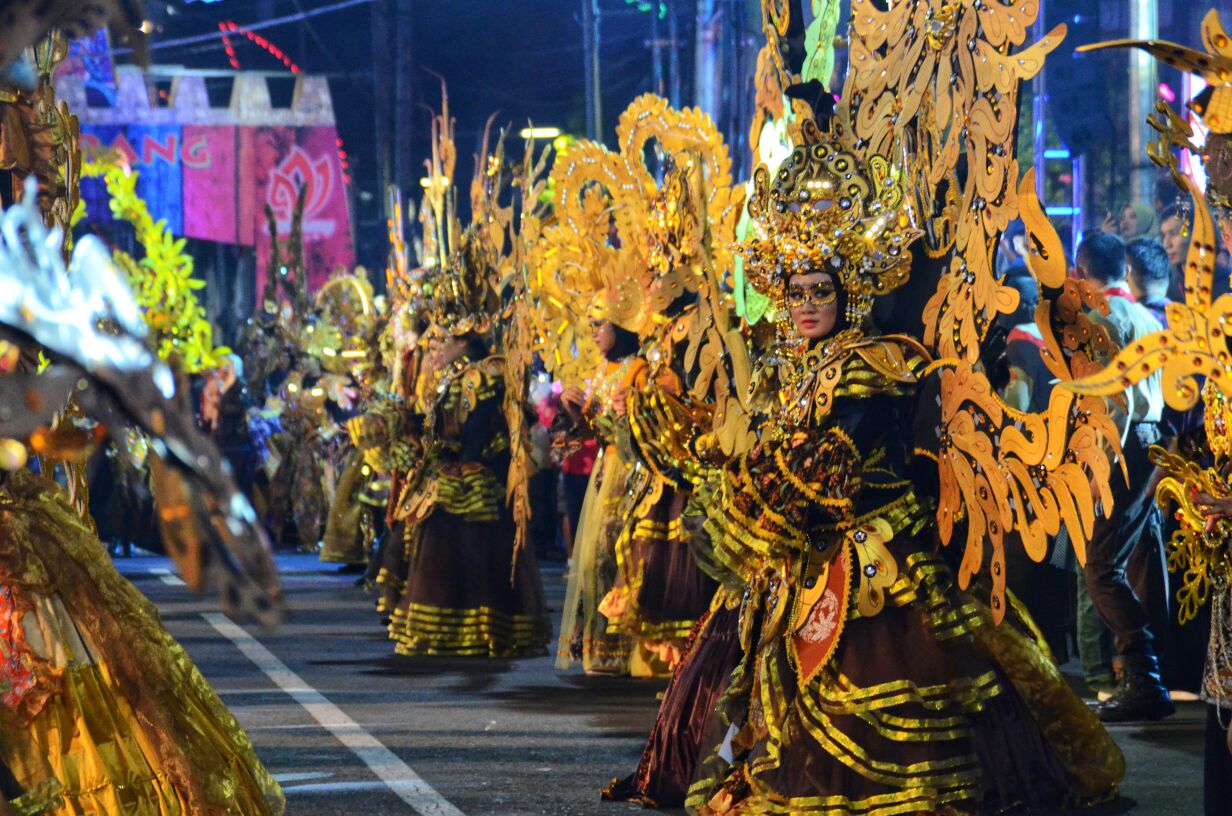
532,95 -> 742,388
544,94 -> 742,333
740,117 -> 921,331
422,235 -> 496,338
305,271 -> 378,375
414,86 -> 500,339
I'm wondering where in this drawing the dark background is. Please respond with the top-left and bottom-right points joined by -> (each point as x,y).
118,0 -> 1232,311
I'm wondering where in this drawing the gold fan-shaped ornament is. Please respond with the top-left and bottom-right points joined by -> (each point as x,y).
533,94 -> 744,388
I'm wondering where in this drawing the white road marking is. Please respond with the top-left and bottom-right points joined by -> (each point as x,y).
284,781 -> 393,795
203,613 -> 466,816
273,772 -> 333,783
150,568 -> 187,586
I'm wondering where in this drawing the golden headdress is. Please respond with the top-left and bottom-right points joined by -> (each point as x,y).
532,95 -> 742,387
304,271 -> 377,375
741,117 -> 922,330
416,87 -> 498,338
422,237 -> 497,338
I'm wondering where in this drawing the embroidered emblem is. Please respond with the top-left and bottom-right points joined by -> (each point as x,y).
798,590 -> 840,644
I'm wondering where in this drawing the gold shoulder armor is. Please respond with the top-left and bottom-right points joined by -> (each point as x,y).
851,335 -> 931,387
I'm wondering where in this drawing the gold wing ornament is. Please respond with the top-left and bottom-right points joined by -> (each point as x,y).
534,94 -> 752,456
829,1 -> 1123,622
1063,11 -> 1232,628
841,0 -> 1066,361
497,133 -> 553,575
537,94 -> 742,335
1065,19 -> 1232,412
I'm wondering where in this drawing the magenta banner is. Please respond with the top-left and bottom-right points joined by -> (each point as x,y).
62,70 -> 354,298
182,125 -> 238,245
248,126 -> 354,294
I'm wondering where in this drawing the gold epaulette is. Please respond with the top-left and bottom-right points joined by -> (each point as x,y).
835,335 -> 930,397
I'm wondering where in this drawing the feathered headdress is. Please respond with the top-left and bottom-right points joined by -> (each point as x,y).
416,86 -> 499,338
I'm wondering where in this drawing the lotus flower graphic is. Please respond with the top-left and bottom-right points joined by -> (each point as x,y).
268,146 -> 336,236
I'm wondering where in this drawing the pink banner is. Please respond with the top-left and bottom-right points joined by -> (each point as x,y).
182,126 -> 237,244
251,126 -> 354,297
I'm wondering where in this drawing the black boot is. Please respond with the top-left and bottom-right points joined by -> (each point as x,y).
1097,652 -> 1175,723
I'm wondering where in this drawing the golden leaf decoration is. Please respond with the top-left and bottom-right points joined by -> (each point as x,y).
1067,173 -> 1232,411
842,0 -> 1065,362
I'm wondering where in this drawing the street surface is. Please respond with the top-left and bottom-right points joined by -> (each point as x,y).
119,554 -> 1205,815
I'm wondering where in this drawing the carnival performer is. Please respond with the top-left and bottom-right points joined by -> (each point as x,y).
533,93 -> 753,799
564,99 -> 746,674
555,318 -> 641,675
201,354 -> 255,495
383,268 -> 551,657
379,100 -> 551,657
372,307 -> 432,614
315,273 -> 386,570
600,283 -> 718,671
680,119 -> 1125,815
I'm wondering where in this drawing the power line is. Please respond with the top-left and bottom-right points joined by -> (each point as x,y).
118,0 -> 373,54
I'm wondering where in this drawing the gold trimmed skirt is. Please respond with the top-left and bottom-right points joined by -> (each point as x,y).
388,507 -> 551,658
686,551 -> 1124,816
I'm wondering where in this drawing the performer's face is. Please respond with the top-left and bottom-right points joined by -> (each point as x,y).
1161,215 -> 1185,267
591,320 -> 615,355
432,336 -> 468,368
786,272 -> 838,340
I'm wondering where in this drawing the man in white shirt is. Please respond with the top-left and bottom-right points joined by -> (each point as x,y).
1074,231 -> 1173,722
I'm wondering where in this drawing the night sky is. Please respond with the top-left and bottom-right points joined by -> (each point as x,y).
149,0 -> 683,268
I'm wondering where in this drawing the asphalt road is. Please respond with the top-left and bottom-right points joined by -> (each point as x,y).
119,554 -> 1207,815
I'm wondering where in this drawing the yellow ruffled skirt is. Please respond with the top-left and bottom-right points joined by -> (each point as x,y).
0,471 -> 284,816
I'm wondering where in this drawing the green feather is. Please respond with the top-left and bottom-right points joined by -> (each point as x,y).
803,0 -> 842,90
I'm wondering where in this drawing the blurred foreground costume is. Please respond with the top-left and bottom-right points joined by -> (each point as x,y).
0,28 -> 282,813
0,183 -> 283,813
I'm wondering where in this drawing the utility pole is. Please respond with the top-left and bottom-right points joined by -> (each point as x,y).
649,6 -> 664,97
393,0 -> 414,194
666,0 -> 681,106
371,0 -> 393,195
694,0 -> 719,118
1128,0 -> 1158,206
582,0 -> 602,140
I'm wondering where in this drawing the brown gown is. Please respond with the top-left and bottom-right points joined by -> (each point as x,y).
384,355 -> 551,657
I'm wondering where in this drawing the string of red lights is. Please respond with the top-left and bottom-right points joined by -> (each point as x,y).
219,20 -> 301,74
